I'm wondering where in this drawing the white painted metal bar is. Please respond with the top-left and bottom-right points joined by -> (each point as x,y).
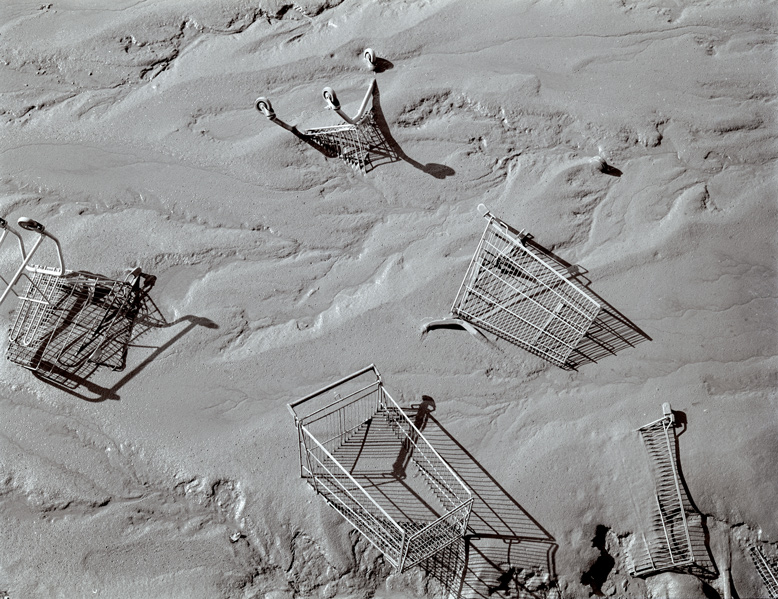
289,366 -> 473,572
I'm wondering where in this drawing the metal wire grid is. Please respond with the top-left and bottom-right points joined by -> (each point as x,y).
6,269 -> 140,374
289,366 -> 473,572
627,415 -> 695,576
303,110 -> 379,174
452,216 -> 601,367
750,545 -> 778,599
381,402 -> 474,568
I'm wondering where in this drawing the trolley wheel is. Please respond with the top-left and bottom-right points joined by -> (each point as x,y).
255,97 -> 276,120
17,217 -> 45,233
322,87 -> 340,110
590,156 -> 607,171
363,48 -> 376,68
124,266 -> 143,285
0,217 -> 7,229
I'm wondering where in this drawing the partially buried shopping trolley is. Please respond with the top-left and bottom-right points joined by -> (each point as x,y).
426,204 -> 602,368
287,365 -> 473,572
0,216 -> 147,376
257,69 -> 395,174
627,403 -> 703,577
255,49 -> 389,175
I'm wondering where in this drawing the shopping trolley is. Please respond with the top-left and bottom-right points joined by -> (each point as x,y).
627,403 -> 702,577
425,204 -> 602,367
256,49 -> 396,175
288,365 -> 473,572
257,78 -> 384,174
0,217 -> 147,376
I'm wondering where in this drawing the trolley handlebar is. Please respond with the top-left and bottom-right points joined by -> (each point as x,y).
0,216 -> 67,307
21,217 -> 66,276
287,364 -> 380,416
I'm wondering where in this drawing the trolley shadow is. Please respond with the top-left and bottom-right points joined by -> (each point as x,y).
408,397 -> 558,598
31,284 -> 217,402
519,239 -> 651,370
370,82 -> 455,178
334,409 -> 445,526
513,237 -> 650,371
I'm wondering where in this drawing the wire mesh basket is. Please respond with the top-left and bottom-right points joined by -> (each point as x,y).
627,403 -> 696,576
0,217 -> 145,376
287,365 -> 473,572
448,205 -> 601,367
749,545 -> 778,599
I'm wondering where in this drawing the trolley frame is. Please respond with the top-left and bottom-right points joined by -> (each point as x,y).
257,79 -> 387,174
749,545 -> 778,599
627,404 -> 696,576
288,365 -> 473,572
449,205 -> 601,367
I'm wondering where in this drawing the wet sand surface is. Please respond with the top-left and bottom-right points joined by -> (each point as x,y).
0,1 -> 776,597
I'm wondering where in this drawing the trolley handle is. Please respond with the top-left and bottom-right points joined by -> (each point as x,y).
20,218 -> 66,276
287,364 -> 380,417
477,203 -> 529,242
0,217 -> 67,307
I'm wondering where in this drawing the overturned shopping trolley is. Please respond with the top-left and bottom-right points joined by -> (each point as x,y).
256,76 -> 395,174
0,217 -> 149,377
287,365 -> 473,572
627,403 -> 705,577
749,544 -> 778,599
425,204 -> 601,368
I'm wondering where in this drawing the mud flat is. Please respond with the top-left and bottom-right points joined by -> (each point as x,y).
0,1 -> 776,597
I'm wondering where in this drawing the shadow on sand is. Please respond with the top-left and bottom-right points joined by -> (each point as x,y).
410,397 -> 559,598
369,83 -> 455,178
28,277 -> 217,401
521,238 -> 652,371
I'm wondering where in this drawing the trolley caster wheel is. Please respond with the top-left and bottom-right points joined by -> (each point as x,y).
0,217 -> 7,229
322,87 -> 340,110
17,217 -> 45,233
590,156 -> 607,172
255,97 -> 276,120
363,47 -> 376,70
